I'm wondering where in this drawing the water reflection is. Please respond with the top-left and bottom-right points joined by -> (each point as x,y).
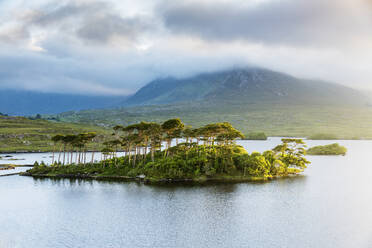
1,139 -> 372,248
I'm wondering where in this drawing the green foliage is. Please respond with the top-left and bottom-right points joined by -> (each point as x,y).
307,143 -> 347,155
272,139 -> 309,170
244,132 -> 267,140
28,143 -> 307,180
161,118 -> 184,131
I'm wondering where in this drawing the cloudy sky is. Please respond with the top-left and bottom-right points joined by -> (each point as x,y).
0,0 -> 371,95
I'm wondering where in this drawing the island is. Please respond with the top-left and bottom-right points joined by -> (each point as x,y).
243,132 -> 268,140
307,143 -> 347,155
23,119 -> 311,183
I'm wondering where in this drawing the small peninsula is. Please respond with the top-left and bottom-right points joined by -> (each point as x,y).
0,164 -> 15,171
23,119 -> 310,183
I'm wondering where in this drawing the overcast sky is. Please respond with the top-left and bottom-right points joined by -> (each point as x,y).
0,0 -> 371,95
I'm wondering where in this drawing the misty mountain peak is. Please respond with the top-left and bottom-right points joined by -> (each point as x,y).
125,68 -> 367,106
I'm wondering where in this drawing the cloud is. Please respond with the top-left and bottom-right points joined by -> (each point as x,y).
76,14 -> 151,44
159,0 -> 372,48
0,25 -> 29,44
0,50 -> 133,95
0,0 -> 154,48
27,1 -> 108,26
0,0 -> 372,96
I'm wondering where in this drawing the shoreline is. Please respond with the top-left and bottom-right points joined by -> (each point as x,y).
20,172 -> 302,184
0,164 -> 34,167
0,150 -> 103,155
0,165 -> 15,170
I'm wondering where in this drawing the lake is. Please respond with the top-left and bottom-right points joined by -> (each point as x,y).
1,138 -> 371,248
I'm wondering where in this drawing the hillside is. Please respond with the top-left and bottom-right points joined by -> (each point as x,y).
0,115 -> 109,153
125,68 -> 368,106
0,90 -> 126,115
56,68 -> 372,139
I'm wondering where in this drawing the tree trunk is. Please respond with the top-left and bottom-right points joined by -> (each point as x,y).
62,144 -> 66,165
70,149 -> 74,165
128,145 -> 132,165
133,147 -> 137,167
144,142 -> 148,161
76,150 -> 79,164
58,145 -> 62,164
52,145 -> 55,165
91,151 -> 95,165
78,149 -> 81,164
151,146 -> 155,162
66,148 -> 70,164
83,149 -> 87,165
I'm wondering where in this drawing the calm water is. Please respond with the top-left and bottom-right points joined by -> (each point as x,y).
1,138 -> 372,248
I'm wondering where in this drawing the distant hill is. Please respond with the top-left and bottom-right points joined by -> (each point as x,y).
0,90 -> 126,115
58,68 -> 372,139
2,68 -> 368,116
125,68 -> 369,106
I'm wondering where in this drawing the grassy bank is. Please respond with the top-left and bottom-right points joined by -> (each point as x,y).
0,115 -> 109,153
0,164 -> 15,170
56,103 -> 372,139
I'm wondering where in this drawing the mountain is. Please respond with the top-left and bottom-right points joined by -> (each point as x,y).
125,68 -> 368,106
0,90 -> 126,116
58,68 -> 372,139
2,68 -> 368,116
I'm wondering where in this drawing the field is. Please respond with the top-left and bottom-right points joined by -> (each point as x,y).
55,102 -> 372,139
2,101 -> 372,153
0,116 -> 109,153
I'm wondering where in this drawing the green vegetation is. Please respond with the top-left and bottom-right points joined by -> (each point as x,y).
307,143 -> 347,155
53,68 -> 372,140
244,132 -> 267,140
0,116 -> 109,153
25,119 -> 310,182
55,103 -> 372,140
